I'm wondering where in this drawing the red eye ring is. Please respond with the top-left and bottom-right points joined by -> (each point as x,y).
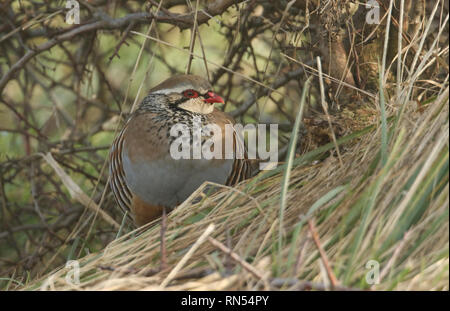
183,90 -> 198,98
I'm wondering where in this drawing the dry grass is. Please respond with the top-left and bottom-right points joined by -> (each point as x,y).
16,85 -> 448,290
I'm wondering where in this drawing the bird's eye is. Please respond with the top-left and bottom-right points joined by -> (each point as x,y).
183,90 -> 198,98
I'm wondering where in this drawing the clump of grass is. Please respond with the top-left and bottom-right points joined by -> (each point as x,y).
18,81 -> 448,290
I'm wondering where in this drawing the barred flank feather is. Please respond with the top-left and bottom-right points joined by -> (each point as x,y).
109,125 -> 133,216
226,130 -> 254,185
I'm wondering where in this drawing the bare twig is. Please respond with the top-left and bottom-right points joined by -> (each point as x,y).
0,0 -> 247,94
308,219 -> 339,288
207,236 -> 266,281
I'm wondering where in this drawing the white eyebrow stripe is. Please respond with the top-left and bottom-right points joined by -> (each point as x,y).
152,86 -> 208,95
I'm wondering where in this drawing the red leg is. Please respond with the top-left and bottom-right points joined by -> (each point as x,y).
160,206 -> 167,271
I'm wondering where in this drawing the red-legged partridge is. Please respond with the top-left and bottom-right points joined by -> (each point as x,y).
109,74 -> 255,226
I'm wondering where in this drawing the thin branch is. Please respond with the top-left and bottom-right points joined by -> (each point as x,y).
308,219 -> 339,288
0,0 -> 246,94
207,236 -> 266,282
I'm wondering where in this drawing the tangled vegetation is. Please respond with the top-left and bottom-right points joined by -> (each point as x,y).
0,0 -> 448,290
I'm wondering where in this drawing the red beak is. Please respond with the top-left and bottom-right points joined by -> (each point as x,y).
204,91 -> 224,104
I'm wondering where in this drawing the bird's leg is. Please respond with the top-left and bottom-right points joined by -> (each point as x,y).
160,206 -> 168,271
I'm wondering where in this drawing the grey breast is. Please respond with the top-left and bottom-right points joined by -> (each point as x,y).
121,149 -> 233,208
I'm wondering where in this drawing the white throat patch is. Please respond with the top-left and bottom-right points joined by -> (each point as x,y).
178,100 -> 214,114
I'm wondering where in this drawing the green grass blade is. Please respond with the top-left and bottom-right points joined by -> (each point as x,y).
277,76 -> 312,274
379,62 -> 388,166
